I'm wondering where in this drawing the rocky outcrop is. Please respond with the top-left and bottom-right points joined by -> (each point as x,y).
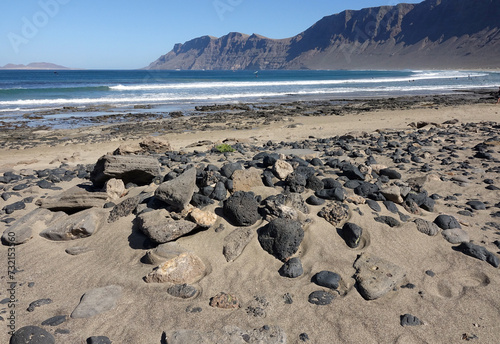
147,0 -> 500,70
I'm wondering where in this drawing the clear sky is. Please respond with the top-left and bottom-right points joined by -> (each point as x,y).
0,0 -> 423,69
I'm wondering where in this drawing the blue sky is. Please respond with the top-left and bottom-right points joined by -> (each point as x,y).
0,0 -> 423,69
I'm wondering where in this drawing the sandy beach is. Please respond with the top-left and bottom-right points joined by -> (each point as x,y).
1,94 -> 500,344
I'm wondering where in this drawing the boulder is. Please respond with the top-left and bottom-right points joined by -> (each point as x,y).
39,208 -> 107,241
137,209 -> 197,243
231,168 -> 264,192
223,191 -> 261,226
37,184 -> 108,212
258,218 -> 304,261
144,252 -> 206,284
155,167 -> 197,210
90,155 -> 161,188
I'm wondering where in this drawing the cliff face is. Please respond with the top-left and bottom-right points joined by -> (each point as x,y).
147,0 -> 500,70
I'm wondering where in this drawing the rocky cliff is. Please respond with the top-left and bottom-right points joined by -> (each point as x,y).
147,0 -> 500,70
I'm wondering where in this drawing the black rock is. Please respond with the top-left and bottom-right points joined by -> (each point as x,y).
306,175 -> 324,192
342,164 -> 365,180
285,172 -> 307,193
36,180 -> 58,190
210,181 -> 227,201
374,216 -> 401,227
400,314 -> 423,326
343,180 -> 363,189
306,195 -> 325,206
223,191 -> 261,226
315,188 -> 346,202
366,199 -> 381,212
383,201 -> 399,214
341,222 -> 363,248
299,333 -> 310,342
322,178 -> 342,190
262,153 -> 280,167
354,182 -> 379,198
466,200 -> 486,210
10,326 -> 55,344
27,298 -> 52,312
262,170 -> 275,187
167,284 -> 198,299
3,201 -> 26,214
258,218 -> 304,261
379,168 -> 401,179
434,214 -> 461,230
308,290 -> 335,305
13,184 -> 29,191
278,257 -> 303,278
455,242 -> 499,268
191,194 -> 214,208
295,166 -> 315,179
312,271 -> 341,289
41,315 -> 67,326
87,336 -> 112,344
425,270 -> 435,277
309,158 -> 324,167
220,162 -> 243,178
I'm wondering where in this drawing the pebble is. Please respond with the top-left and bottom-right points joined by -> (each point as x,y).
455,242 -> 500,268
209,292 -> 240,309
318,201 -> 350,226
86,336 -> 112,344
27,298 -> 52,312
312,271 -> 341,289
374,216 -> 401,227
278,257 -> 303,278
167,284 -> 198,299
308,290 -> 335,305
41,315 -> 67,326
400,314 -> 423,326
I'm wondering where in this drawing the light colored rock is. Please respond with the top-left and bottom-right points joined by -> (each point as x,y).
155,167 -> 197,209
272,160 -> 294,180
276,148 -> 319,160
137,209 -> 197,243
37,184 -> 108,211
380,185 -> 404,204
370,164 -> 388,174
414,218 -> 440,236
144,252 -> 206,284
104,178 -> 126,201
143,242 -> 188,265
1,208 -> 65,245
223,227 -> 255,262
354,253 -> 406,300
113,137 -> 172,155
71,285 -> 122,319
346,195 -> 366,205
39,208 -> 108,241
442,228 -> 470,244
189,208 -> 217,228
231,167 -> 264,192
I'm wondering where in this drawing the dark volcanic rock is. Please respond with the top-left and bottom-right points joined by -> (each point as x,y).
308,290 -> 335,305
366,199 -> 381,212
306,195 -> 325,206
466,200 -> 486,210
455,242 -> 499,268
278,257 -> 303,278
374,216 -> 400,227
9,326 -> 55,344
315,188 -> 346,201
167,284 -> 198,299
400,314 -> 423,326
27,298 -> 53,312
354,182 -> 379,198
87,336 -> 112,344
379,168 -> 401,179
41,315 -> 67,327
434,214 -> 461,230
108,195 -> 142,223
340,222 -> 363,248
258,218 -> 304,261
3,201 -> 25,214
312,271 -> 341,289
285,172 -> 307,193
223,191 -> 261,226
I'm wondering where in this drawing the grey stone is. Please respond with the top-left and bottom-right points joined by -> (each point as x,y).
137,209 -> 197,244
142,242 -> 187,265
220,162 -> 243,178
39,208 -> 107,241
374,216 -> 400,227
455,242 -> 499,267
366,199 -> 381,212
90,154 -> 161,188
165,325 -> 286,344
306,195 -> 325,206
2,208 -> 64,245
223,227 -> 255,262
308,290 -> 335,305
414,218 -> 440,236
108,194 -> 143,223
354,253 -> 406,300
466,200 -> 486,210
258,218 -> 304,261
380,186 -> 403,204
167,284 -> 198,299
223,191 -> 261,226
86,336 -> 112,344
315,188 -> 346,202
341,222 -> 363,248
400,314 -> 423,326
71,285 -> 123,319
434,214 -> 461,230
37,184 -> 108,212
155,168 -> 197,210
65,246 -> 93,255
41,315 -> 67,326
9,326 -> 55,344
3,201 -> 25,214
27,298 -> 52,312
383,200 -> 399,214
379,168 -> 401,179
442,228 -> 469,244
278,257 -> 303,278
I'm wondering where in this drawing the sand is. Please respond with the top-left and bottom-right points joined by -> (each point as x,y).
1,100 -> 499,343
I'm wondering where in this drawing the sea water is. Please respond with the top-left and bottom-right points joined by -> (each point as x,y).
0,69 -> 498,127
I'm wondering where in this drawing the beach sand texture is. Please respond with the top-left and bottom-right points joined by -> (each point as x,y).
1,100 -> 500,343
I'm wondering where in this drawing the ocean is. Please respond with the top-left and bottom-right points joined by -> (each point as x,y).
1,69 -> 499,128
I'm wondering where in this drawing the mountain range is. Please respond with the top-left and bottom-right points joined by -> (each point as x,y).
147,0 -> 500,70
0,62 -> 71,70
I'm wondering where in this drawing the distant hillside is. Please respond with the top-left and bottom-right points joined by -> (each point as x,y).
147,0 -> 500,70
0,62 -> 71,70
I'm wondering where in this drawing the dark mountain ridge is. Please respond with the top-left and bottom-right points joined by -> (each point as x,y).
147,0 -> 500,70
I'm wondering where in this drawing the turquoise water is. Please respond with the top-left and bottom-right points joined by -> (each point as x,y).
0,69 -> 499,125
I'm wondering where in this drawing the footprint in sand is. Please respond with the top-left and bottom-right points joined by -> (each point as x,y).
425,270 -> 491,299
